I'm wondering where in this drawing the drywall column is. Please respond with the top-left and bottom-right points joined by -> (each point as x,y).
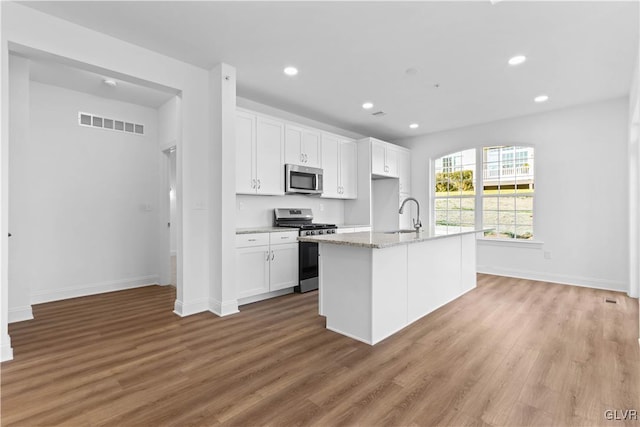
7,55 -> 33,322
209,63 -> 238,316
630,53 -> 639,299
0,2 -> 14,361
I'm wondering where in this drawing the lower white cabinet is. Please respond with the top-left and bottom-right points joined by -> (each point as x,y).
235,231 -> 298,299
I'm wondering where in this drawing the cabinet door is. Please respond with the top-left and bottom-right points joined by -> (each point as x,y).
236,245 -> 270,298
321,134 -> 340,198
339,141 -> 358,199
270,243 -> 299,291
302,129 -> 321,168
256,116 -> 285,195
386,146 -> 398,177
398,149 -> 411,194
371,140 -> 386,176
236,111 -> 256,194
284,125 -> 303,166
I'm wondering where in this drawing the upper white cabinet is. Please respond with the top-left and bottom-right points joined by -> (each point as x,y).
371,139 -> 398,178
236,109 -> 284,195
397,147 -> 411,194
321,133 -> 357,199
285,124 -> 321,168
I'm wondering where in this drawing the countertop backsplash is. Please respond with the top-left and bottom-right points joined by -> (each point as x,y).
235,194 -> 345,228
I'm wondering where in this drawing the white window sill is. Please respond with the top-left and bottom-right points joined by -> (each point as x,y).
477,238 -> 544,248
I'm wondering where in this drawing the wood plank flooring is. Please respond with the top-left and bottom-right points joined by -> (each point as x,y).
2,274 -> 638,426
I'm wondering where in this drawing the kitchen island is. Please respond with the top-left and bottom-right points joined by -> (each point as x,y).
298,229 -> 485,345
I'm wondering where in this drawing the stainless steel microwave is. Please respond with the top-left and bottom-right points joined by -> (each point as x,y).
285,164 -> 323,195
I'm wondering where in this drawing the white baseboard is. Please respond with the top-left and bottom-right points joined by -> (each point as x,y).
8,305 -> 33,323
477,265 -> 627,293
173,298 -> 209,317
209,298 -> 239,317
1,335 -> 13,362
237,288 -> 293,307
30,275 -> 160,304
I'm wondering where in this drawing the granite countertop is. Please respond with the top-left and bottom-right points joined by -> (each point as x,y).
236,227 -> 297,234
298,229 -> 488,249
336,224 -> 371,229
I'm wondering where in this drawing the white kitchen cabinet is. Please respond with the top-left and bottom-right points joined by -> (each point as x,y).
321,133 -> 357,199
371,139 -> 398,178
397,148 -> 411,194
236,245 -> 270,298
236,110 -> 285,195
236,110 -> 257,194
269,243 -> 299,291
235,231 -> 298,299
285,124 -> 321,168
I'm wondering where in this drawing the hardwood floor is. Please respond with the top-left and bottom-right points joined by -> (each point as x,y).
2,274 -> 638,426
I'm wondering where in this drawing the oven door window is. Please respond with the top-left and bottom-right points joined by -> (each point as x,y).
299,241 -> 318,281
290,172 -> 316,191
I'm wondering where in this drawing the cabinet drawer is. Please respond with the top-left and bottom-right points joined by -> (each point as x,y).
236,233 -> 270,248
270,231 -> 299,245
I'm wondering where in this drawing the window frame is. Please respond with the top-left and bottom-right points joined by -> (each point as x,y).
430,145 -> 537,242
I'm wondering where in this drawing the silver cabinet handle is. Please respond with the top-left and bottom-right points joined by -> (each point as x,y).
248,238 -> 257,242
300,153 -> 304,162
271,250 -> 275,261
266,251 -> 270,261
304,153 -> 308,162
251,179 -> 256,189
257,179 -> 261,189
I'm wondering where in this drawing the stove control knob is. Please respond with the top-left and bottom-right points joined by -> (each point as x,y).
310,230 -> 316,235
318,230 -> 324,235
306,231 -> 311,236
330,229 -> 336,234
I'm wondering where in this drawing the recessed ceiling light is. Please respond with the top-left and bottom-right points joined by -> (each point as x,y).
409,123 -> 419,129
283,66 -> 298,76
103,79 -> 117,87
362,102 -> 374,110
508,55 -> 527,66
405,68 -> 418,76
534,94 -> 549,103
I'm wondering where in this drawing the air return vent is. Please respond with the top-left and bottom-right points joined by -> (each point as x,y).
78,112 -> 144,136
371,111 -> 387,117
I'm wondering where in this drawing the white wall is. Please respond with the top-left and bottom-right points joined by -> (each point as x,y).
628,52 -> 639,300
1,2 -> 231,359
236,194 -> 345,228
397,97 -> 630,292
7,55 -> 32,323
10,81 -> 162,304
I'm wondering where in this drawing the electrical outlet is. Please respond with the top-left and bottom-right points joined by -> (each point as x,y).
544,251 -> 552,260
238,202 -> 245,211
319,203 -> 324,212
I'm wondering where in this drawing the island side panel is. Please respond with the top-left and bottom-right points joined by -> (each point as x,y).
407,235 -> 462,324
320,243 -> 373,344
460,233 -> 478,294
371,245 -> 408,344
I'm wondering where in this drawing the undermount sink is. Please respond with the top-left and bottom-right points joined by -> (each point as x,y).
384,229 -> 421,234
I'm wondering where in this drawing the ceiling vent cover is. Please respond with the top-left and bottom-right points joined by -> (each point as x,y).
78,112 -> 144,136
371,111 -> 386,117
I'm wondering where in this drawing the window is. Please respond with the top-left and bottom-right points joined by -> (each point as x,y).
433,146 -> 535,240
434,149 -> 476,235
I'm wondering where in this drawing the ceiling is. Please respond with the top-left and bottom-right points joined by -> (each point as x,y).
22,1 -> 640,141
23,55 -> 178,108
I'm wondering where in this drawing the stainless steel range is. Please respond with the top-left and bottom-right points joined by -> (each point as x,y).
274,208 -> 337,293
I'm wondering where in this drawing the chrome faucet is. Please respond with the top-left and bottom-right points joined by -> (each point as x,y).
399,197 -> 422,231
